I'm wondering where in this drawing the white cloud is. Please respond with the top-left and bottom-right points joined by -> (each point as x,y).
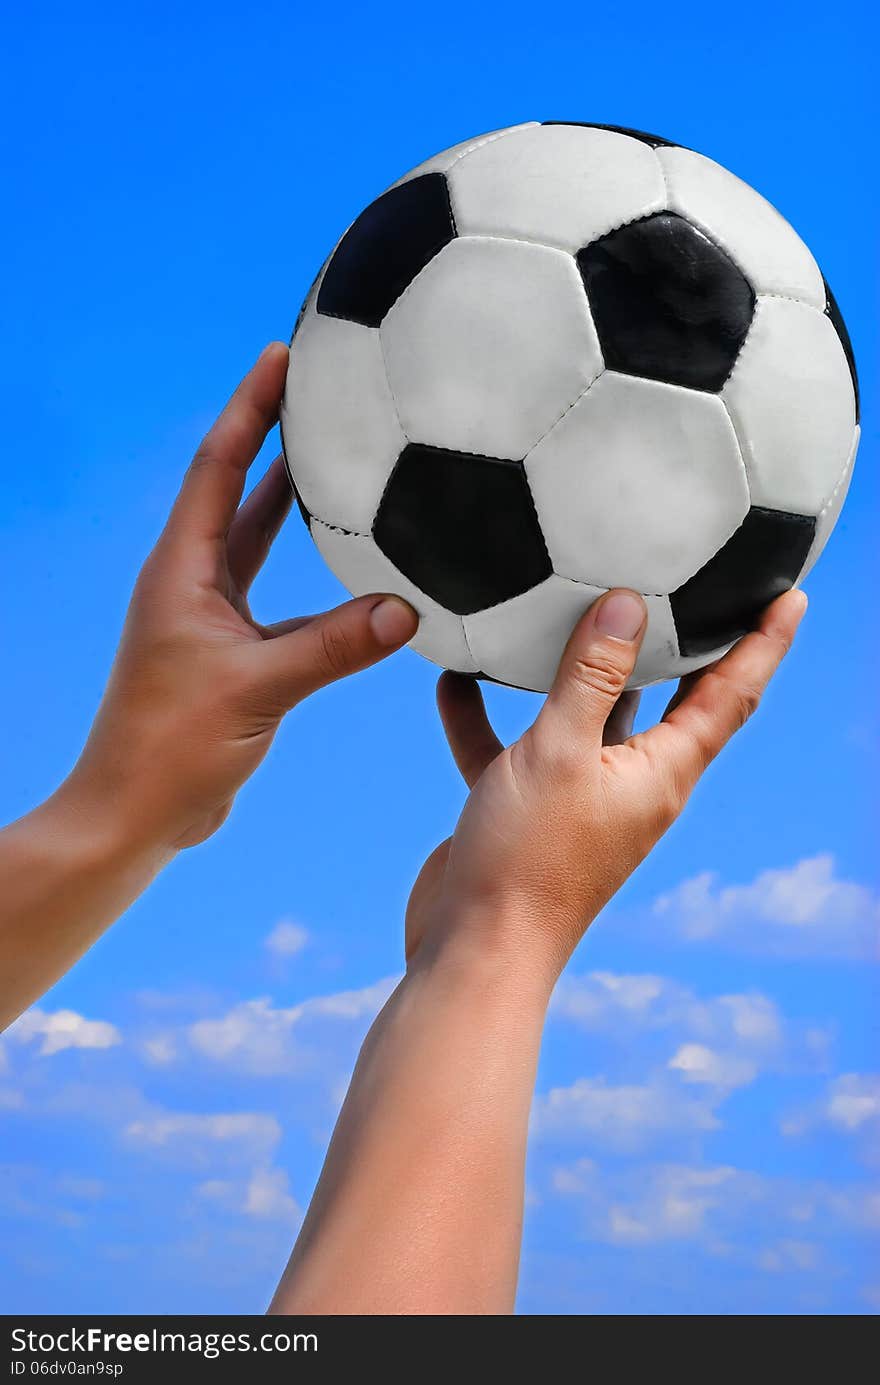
186,978 -> 398,1076
782,1073 -> 880,1152
0,1165 -> 107,1230
653,855 -> 880,959
719,994 -> 782,1047
552,971 -> 669,1026
532,1076 -> 720,1151
553,973 -> 783,1048
197,1166 -> 300,1227
551,1157 -> 598,1195
549,1159 -> 878,1265
668,1043 -> 757,1091
539,975 -> 829,1149
757,1239 -> 819,1273
827,1185 -> 880,1229
188,999 -> 298,1075
124,1111 -> 282,1168
243,1167 -> 300,1225
551,973 -> 802,1096
264,920 -> 309,959
291,979 -> 398,1023
826,1074 -> 880,1132
10,1008 -> 121,1057
141,1034 -> 178,1066
550,1160 -> 763,1245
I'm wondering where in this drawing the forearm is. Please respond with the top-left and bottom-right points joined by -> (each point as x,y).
269,929 -> 554,1316
0,780 -> 172,1030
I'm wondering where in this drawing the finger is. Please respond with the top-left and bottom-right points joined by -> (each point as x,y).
227,455 -> 293,593
538,590 -> 647,747
660,670 -> 701,723
436,673 -> 504,788
660,653 -> 728,723
256,614 -> 315,639
253,594 -> 418,710
165,342 -> 289,546
652,589 -> 807,792
603,688 -> 642,747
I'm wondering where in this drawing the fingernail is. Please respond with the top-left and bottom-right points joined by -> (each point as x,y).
369,596 -> 418,647
791,588 -> 808,618
595,591 -> 646,642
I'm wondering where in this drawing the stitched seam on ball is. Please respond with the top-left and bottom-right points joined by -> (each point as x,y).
717,394 -> 753,505
460,618 -> 479,669
522,484 -> 553,577
652,145 -> 671,209
320,173 -> 458,329
650,168 -> 755,291
318,259 -> 455,332
414,128 -> 536,232
718,298 -> 765,472
376,326 -> 409,445
818,426 -> 859,520
757,290 -> 824,309
372,447 -> 409,542
443,123 -> 537,177
521,364 -> 605,461
458,231 -> 587,257
311,515 -> 370,540
455,572 -> 557,622
453,213 -> 663,253
647,166 -> 773,360
552,569 -> 665,599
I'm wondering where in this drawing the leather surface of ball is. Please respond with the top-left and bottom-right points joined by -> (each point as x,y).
280,122 -> 859,691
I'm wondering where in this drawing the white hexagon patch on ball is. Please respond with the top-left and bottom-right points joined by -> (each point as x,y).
280,121 -> 859,691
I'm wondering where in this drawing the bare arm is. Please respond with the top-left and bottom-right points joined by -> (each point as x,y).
270,587 -> 806,1315
0,343 -> 416,1031
271,947 -> 548,1315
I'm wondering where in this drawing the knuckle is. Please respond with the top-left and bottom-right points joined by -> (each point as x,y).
662,775 -> 687,828
542,738 -> 583,784
731,681 -> 763,728
650,772 -> 686,836
186,444 -> 214,477
686,711 -> 716,774
318,621 -> 357,679
570,648 -> 629,702
755,626 -> 792,661
524,723 -> 582,785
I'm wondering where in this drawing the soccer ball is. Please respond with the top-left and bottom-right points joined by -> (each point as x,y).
280,122 -> 859,691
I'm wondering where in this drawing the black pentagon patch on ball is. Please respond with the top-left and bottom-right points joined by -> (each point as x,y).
823,276 -> 860,424
373,444 -> 551,615
577,212 -> 755,392
543,121 -> 679,149
316,174 -> 456,329
671,507 -> 815,656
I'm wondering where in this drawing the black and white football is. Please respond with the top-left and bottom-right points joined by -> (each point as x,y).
280,122 -> 860,690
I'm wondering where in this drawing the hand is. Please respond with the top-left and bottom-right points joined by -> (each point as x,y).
406,587 -> 806,989
63,342 -> 417,853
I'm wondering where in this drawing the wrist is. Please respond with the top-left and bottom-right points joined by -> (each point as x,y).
408,902 -> 563,1018
48,771 -> 176,878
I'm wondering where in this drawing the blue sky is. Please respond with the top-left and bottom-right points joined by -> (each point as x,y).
1,0 -> 877,1315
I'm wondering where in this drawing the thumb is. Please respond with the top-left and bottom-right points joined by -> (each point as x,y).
256,594 -> 418,709
539,589 -> 647,744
